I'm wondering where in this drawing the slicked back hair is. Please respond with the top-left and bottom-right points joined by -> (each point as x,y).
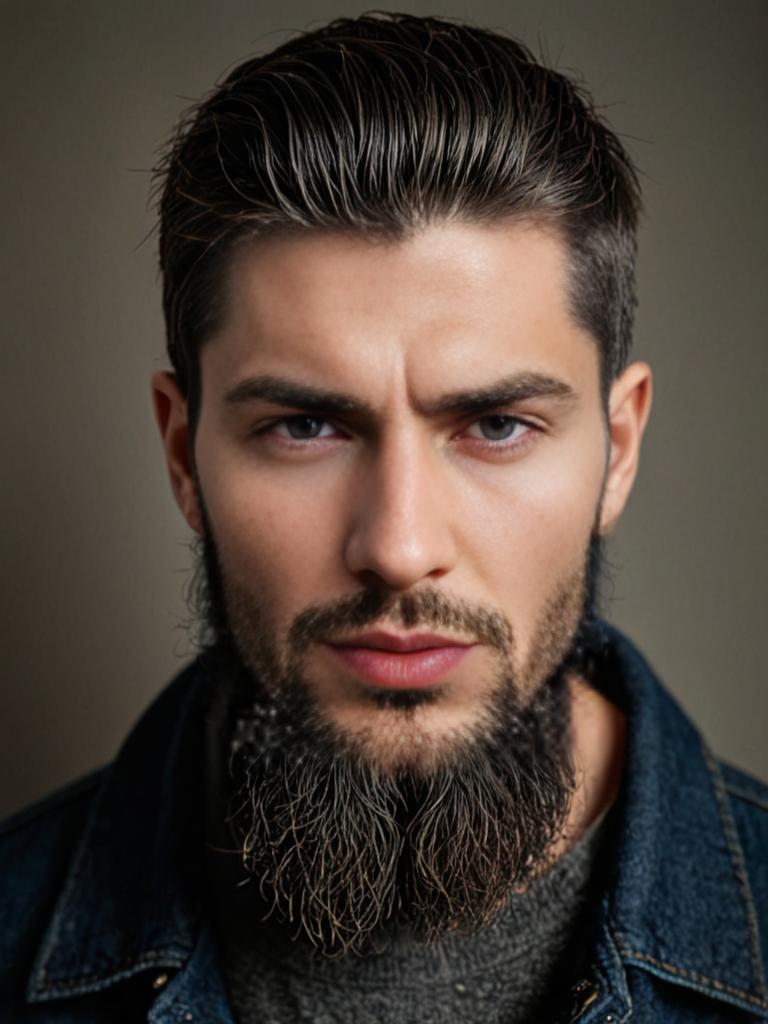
156,13 -> 641,431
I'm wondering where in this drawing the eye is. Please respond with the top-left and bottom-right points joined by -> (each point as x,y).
272,415 -> 336,440
465,415 -> 531,443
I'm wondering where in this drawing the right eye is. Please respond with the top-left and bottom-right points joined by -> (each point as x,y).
270,415 -> 336,440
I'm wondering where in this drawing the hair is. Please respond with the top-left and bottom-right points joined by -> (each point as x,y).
155,12 -> 641,431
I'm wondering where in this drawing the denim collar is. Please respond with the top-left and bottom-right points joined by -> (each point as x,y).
26,626 -> 768,1017
26,659 -> 211,1003
592,625 -> 768,1018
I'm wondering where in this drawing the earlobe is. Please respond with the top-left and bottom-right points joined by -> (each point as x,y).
599,362 -> 653,535
151,371 -> 203,535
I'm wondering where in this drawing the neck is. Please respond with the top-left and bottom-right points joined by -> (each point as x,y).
555,673 -> 626,856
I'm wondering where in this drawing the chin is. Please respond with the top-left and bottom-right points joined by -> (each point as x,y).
326,697 -> 498,777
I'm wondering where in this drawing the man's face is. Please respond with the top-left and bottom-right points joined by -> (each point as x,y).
154,219 -> 650,953
190,221 -> 609,770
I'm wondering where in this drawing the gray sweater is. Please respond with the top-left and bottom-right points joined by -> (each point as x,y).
210,817 -> 605,1024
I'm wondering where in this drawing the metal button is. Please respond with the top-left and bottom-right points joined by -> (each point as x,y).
566,977 -> 600,1022
152,973 -> 169,990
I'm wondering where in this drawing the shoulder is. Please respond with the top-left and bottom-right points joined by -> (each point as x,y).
718,759 -> 768,859
0,768 -> 107,867
720,760 -> 768,813
717,760 -> 768,944
0,769 -> 107,984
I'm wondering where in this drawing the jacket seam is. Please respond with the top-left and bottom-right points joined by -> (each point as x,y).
602,919 -> 633,1023
703,742 -> 768,998
28,949 -> 187,999
724,782 -> 768,814
618,946 -> 768,1011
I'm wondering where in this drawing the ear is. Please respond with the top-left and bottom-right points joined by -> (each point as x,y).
151,371 -> 203,535
599,361 -> 653,534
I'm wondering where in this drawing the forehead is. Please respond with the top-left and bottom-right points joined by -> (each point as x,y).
203,220 -> 599,402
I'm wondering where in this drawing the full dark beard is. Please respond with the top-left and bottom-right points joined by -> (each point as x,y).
193,521 -> 604,959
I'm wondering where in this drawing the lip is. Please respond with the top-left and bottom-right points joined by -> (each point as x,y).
332,630 -> 472,653
327,632 -> 475,689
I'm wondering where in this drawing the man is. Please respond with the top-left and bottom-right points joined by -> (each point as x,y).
1,12 -> 766,1023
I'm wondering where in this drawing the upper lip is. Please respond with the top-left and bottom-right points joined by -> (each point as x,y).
329,630 -> 474,652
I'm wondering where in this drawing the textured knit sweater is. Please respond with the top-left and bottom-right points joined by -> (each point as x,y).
209,815 -> 605,1024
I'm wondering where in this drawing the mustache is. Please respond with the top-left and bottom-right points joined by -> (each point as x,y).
286,586 -> 515,659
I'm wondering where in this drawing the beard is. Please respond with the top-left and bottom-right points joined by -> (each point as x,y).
192,513 -> 604,959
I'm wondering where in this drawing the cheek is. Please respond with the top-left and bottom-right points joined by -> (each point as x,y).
197,457 -> 347,620
456,430 -> 605,645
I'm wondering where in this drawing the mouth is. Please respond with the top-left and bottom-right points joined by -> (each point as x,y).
326,631 -> 475,689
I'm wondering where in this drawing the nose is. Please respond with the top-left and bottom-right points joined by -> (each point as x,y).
343,429 -> 457,590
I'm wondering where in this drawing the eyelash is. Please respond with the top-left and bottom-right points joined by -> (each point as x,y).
251,413 -> 541,454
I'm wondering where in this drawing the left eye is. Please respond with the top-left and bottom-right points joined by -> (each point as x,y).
273,415 -> 335,440
467,416 -> 528,442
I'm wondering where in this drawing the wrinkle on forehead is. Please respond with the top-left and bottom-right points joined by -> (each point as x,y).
204,219 -> 599,417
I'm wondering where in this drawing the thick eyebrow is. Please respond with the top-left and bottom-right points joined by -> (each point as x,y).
222,371 -> 577,419
223,375 -> 370,416
420,372 -> 577,416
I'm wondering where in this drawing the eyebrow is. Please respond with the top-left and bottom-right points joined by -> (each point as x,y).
423,373 -> 577,416
223,371 -> 577,419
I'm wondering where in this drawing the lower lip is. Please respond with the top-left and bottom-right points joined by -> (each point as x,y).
327,644 -> 473,689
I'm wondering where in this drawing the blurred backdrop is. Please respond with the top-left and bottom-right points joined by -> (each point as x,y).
1,0 -> 766,817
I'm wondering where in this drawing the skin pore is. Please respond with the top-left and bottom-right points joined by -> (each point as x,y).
153,219 -> 650,949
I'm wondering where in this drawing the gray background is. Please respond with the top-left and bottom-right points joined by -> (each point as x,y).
1,0 -> 766,818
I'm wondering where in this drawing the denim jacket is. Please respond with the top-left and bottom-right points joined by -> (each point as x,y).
1,624 -> 767,1023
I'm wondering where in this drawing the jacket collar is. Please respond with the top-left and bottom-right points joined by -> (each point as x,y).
594,623 -> 768,1018
26,657 -> 213,1002
26,627 -> 768,1016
